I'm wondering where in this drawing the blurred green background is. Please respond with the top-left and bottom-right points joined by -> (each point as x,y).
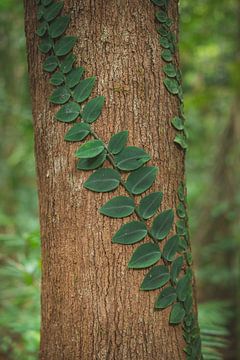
0,1 -> 239,359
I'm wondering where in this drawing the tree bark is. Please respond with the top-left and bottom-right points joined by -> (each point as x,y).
24,1 -> 191,359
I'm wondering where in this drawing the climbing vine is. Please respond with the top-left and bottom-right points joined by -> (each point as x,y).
35,0 -> 202,358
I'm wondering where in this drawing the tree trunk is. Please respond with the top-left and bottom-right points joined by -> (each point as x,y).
24,1 -> 194,359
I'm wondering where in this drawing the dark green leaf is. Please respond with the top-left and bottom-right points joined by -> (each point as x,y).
42,0 -> 53,5
171,116 -> 184,130
162,235 -> 179,261
43,56 -> 58,72
60,53 -> 76,73
108,131 -> 128,155
55,102 -> 80,122
38,37 -> 53,53
186,252 -> 193,266
99,196 -> 135,218
178,238 -> 188,252
163,78 -> 179,95
151,0 -> 168,6
128,243 -> 161,269
176,274 -> 191,301
125,166 -> 158,195
165,18 -> 173,27
177,182 -> 185,202
169,303 -> 186,324
156,10 -> 167,23
48,15 -> 70,38
77,150 -> 106,170
140,265 -> 170,291
155,286 -> 176,309
138,192 -> 163,220
49,71 -> 64,86
112,221 -> 147,245
36,22 -> 47,37
177,202 -> 186,218
64,123 -> 90,142
115,146 -> 151,171
54,36 -> 77,56
161,49 -> 173,62
170,256 -> 183,284
174,134 -> 188,149
37,5 -> 44,20
65,67 -> 85,88
49,86 -> 70,104
157,26 -> 169,37
159,37 -> 170,48
83,168 -> 120,193
163,63 -> 177,78
81,96 -> 105,123
43,2 -> 63,22
176,219 -> 187,236
73,77 -> 96,102
151,209 -> 174,241
75,139 -> 104,159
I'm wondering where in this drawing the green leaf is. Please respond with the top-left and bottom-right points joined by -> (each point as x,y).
155,286 -> 176,309
49,71 -> 64,86
171,116 -> 184,130
36,22 -> 47,37
75,139 -> 104,159
38,37 -> 53,53
108,131 -> 128,155
176,274 -> 191,301
81,96 -> 105,123
37,5 -> 44,20
151,209 -> 174,241
156,10 -> 167,23
178,238 -> 188,252
43,55 -> 58,72
112,221 -> 147,245
54,36 -> 77,56
177,182 -> 185,202
170,256 -> 183,284
43,2 -> 63,22
140,265 -> 170,291
162,235 -> 179,261
138,191 -> 163,220
42,0 -> 53,5
48,15 -> 70,38
169,303 -> 185,324
174,134 -> 188,150
157,26 -> 169,37
177,202 -> 186,218
128,243 -> 161,269
55,102 -> 80,123
165,18 -> 173,27
161,49 -> 173,62
83,168 -> 120,193
115,146 -> 151,171
151,0 -> 168,6
99,196 -> 135,218
176,219 -> 187,236
49,86 -> 70,104
60,53 -> 76,73
77,151 -> 106,170
163,78 -> 179,94
64,123 -> 90,142
125,166 -> 158,195
65,67 -> 85,88
73,77 -> 96,102
163,63 -> 177,78
159,37 -> 170,48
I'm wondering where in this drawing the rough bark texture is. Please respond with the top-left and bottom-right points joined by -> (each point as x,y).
24,1 -> 190,359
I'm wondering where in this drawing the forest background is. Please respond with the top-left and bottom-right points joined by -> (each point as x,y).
0,0 -> 239,359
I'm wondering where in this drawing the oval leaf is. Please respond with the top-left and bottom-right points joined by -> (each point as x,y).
49,86 -> 70,104
163,63 -> 177,78
115,146 -> 151,171
155,286 -> 176,309
170,256 -> 183,284
140,265 -> 170,291
75,139 -> 104,159
50,71 -> 64,86
169,303 -> 186,324
108,131 -> 128,155
128,242 -> 161,269
83,168 -> 120,193
64,123 -> 90,142
112,221 -> 147,245
66,67 -> 85,88
151,209 -> 174,241
43,56 -> 58,72
73,77 -> 96,103
43,2 -> 63,22
176,274 -> 191,301
174,134 -> 188,150
125,166 -> 158,195
138,192 -> 163,220
162,235 -> 179,262
171,116 -> 184,131
77,151 -> 106,171
60,53 -> 76,73
99,196 -> 134,218
54,36 -> 77,56
48,15 -> 70,38
161,49 -> 173,62
55,102 -> 80,123
163,78 -> 179,95
82,96 -> 105,123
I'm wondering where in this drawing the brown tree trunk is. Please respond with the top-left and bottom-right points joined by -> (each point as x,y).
24,1 -> 193,359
